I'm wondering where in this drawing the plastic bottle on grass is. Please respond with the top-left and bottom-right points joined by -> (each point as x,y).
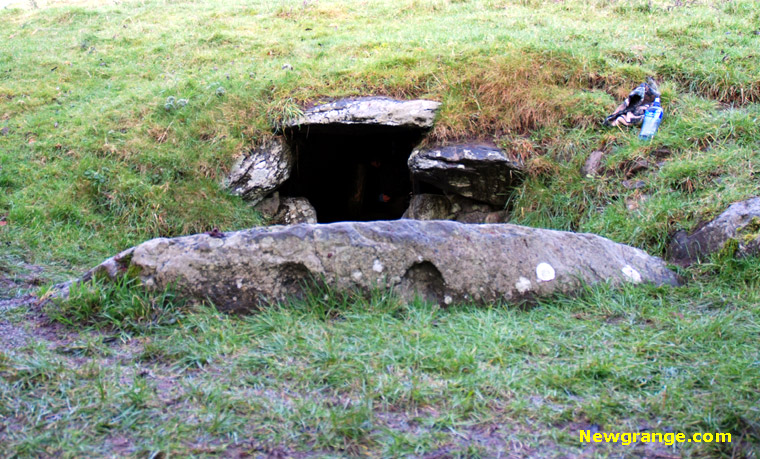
639,97 -> 663,141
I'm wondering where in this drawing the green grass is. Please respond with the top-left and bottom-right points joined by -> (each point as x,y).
2,0 -> 760,456
3,262 -> 759,456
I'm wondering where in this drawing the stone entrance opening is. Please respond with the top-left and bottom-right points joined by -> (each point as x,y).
279,124 -> 425,223
226,97 -> 523,225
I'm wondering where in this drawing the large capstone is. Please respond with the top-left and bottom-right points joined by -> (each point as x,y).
76,221 -> 679,312
408,144 -> 524,207
284,97 -> 441,130
668,197 -> 760,265
225,138 -> 293,205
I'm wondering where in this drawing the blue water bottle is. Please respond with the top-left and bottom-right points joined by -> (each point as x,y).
639,97 -> 663,140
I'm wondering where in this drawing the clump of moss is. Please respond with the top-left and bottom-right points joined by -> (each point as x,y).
738,216 -> 760,244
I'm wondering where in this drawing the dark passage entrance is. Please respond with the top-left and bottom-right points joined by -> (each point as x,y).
279,125 -> 426,223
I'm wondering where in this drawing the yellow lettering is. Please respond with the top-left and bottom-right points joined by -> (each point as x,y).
652,432 -> 663,443
694,433 -> 702,443
603,432 -> 620,443
716,433 -> 731,443
641,433 -> 651,442
621,433 -> 632,446
676,433 -> 685,442
593,433 -> 603,442
664,433 -> 675,446
580,430 -> 591,443
633,432 -> 640,443
703,433 -> 713,442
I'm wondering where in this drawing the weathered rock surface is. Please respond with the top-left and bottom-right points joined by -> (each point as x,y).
408,144 -> 523,206
254,193 -> 317,225
402,194 -> 451,220
79,220 -> 679,312
272,197 -> 318,225
448,194 -> 495,215
225,139 -> 293,205
668,197 -> 760,265
284,97 -> 441,130
254,192 -> 281,219
401,194 -> 509,223
455,210 -> 509,224
583,150 -> 606,177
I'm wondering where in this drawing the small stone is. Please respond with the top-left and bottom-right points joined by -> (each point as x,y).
271,197 -> 317,225
582,150 -> 606,177
255,192 -> 281,218
622,179 -> 646,189
0,127 -> 8,136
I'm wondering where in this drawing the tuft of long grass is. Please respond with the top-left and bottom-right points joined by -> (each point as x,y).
46,276 -> 190,335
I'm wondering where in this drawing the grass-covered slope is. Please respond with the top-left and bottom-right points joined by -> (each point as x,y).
1,0 -> 759,456
1,0 -> 760,269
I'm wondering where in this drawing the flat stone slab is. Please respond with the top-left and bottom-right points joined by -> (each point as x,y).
669,197 -> 760,265
284,97 -> 441,130
408,144 -> 524,206
75,221 -> 679,312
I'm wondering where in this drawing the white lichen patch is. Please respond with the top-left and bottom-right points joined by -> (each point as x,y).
208,238 -> 225,249
351,271 -> 363,281
621,265 -> 642,283
515,276 -> 532,293
536,263 -> 556,282
372,259 -> 384,273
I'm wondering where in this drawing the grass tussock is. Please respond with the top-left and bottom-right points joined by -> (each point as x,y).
46,276 -> 191,335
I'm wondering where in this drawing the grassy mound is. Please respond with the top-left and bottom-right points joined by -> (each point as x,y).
1,0 -> 759,456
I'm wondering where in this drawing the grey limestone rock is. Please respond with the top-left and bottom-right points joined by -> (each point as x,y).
78,220 -> 679,312
402,194 -> 452,220
669,197 -> 760,265
408,144 -> 523,206
583,150 -> 606,177
272,197 -> 318,225
284,97 -> 441,130
225,138 -> 293,205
